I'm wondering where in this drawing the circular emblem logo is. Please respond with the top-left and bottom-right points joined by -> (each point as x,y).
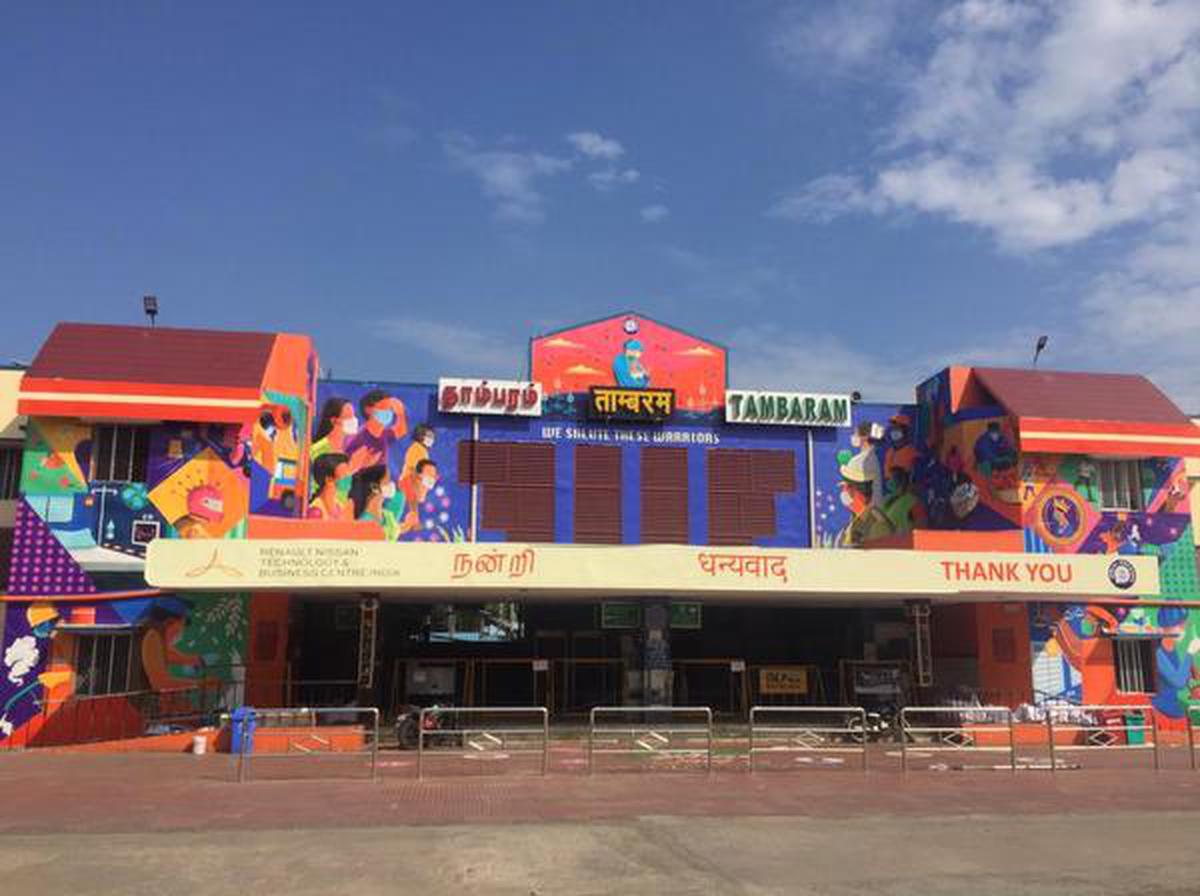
1033,488 -> 1089,549
1108,559 -> 1137,590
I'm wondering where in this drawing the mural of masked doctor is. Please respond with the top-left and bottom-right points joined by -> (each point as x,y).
1152,606 -> 1199,721
344,390 -> 409,480
835,424 -> 890,546
612,339 -> 651,388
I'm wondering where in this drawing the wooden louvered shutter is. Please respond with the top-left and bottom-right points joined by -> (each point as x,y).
509,443 -> 555,542
575,445 -> 622,543
707,448 -> 796,544
641,447 -> 689,543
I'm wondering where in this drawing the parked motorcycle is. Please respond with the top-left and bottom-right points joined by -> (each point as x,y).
395,703 -> 458,750
845,703 -> 907,743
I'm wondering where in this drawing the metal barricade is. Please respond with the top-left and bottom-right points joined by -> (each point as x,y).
416,707 -> 549,780
900,706 -> 1016,772
1047,704 -> 1158,772
749,705 -> 867,772
588,706 -> 713,774
236,707 -> 380,783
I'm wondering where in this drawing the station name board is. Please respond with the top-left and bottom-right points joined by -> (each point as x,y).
725,390 -> 851,427
588,386 -> 674,422
438,378 -> 543,416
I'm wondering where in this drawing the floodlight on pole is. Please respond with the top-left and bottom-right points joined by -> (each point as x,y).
1033,335 -> 1048,366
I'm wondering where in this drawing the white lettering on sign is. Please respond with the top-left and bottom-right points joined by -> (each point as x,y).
726,390 -> 852,427
438,378 -> 543,416
539,425 -> 720,445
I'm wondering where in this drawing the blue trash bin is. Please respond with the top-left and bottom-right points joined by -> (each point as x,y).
230,707 -> 256,755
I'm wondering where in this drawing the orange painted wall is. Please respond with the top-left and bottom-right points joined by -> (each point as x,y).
246,594 -> 290,706
975,603 -> 1033,704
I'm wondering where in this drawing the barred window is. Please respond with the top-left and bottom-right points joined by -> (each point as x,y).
1097,459 -> 1143,511
1113,638 -> 1154,694
0,444 -> 21,499
75,633 -> 135,697
92,425 -> 151,482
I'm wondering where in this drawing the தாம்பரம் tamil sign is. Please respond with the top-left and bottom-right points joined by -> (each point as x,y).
725,390 -> 852,427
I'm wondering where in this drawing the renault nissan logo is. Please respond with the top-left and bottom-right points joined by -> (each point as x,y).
1107,559 -> 1137,590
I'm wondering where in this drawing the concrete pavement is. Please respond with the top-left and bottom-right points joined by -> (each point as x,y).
3,751 -> 1200,893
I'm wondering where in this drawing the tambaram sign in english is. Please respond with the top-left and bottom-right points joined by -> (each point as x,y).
725,390 -> 852,427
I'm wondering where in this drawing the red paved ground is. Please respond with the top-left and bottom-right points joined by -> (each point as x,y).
3,743 -> 1200,835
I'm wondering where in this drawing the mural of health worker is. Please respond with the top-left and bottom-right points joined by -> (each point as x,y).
612,339 -> 651,388
310,397 -> 373,472
345,390 -> 409,480
308,452 -> 353,521
1151,606 -> 1199,721
972,421 -> 1019,503
351,464 -> 405,540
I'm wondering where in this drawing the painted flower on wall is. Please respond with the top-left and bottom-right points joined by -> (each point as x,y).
4,636 -> 39,686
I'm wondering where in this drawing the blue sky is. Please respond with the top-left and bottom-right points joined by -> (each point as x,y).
4,1 -> 1199,407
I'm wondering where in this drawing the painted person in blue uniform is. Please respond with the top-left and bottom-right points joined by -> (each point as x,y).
1153,606 -> 1198,719
612,339 -> 650,388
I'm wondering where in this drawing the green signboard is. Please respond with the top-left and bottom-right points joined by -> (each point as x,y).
670,603 -> 702,629
600,602 -> 642,629
600,603 -> 701,629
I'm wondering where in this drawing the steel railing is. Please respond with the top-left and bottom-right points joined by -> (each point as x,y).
588,706 -> 713,774
1046,704 -> 1158,772
415,706 -> 550,779
1188,706 -> 1200,771
899,705 -> 1016,772
749,705 -> 868,772
235,706 -> 380,783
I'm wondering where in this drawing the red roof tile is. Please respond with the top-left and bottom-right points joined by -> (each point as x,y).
972,367 -> 1190,425
27,322 -> 276,390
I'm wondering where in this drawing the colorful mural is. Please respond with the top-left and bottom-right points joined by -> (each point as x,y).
1030,602 -> 1200,725
0,593 -> 248,746
531,312 -> 727,412
1022,452 -> 1198,723
312,382 -> 472,542
812,406 -> 931,547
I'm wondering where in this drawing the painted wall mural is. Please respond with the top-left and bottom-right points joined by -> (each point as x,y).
531,312 -> 727,413
1030,602 -> 1200,726
8,400 -> 310,594
0,592 -> 248,746
1022,452 -> 1198,723
312,382 -> 473,542
812,404 -> 933,547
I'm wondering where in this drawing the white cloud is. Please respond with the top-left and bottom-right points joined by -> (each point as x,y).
566,131 -> 625,160
443,134 -> 572,223
375,318 -> 524,376
768,174 -> 880,223
768,0 -> 1200,407
728,327 -> 912,402
776,0 -> 1200,251
770,0 -> 909,73
587,168 -> 640,191
640,204 -> 670,223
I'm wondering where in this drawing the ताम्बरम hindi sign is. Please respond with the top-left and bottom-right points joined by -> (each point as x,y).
725,390 -> 852,427
588,386 -> 674,422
